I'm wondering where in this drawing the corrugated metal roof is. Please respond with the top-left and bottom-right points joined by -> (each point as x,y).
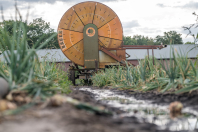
0,44 -> 197,63
0,49 -> 70,62
126,44 -> 198,60
36,49 -> 70,62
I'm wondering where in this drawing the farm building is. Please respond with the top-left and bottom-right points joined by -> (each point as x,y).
0,44 -> 197,71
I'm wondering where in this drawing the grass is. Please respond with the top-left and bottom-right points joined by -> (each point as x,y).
92,46 -> 198,94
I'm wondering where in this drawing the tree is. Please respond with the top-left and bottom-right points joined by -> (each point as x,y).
0,20 -> 20,35
123,36 -> 137,45
185,41 -> 195,44
155,31 -> 183,45
27,18 -> 59,49
123,35 -> 157,45
0,18 -> 59,49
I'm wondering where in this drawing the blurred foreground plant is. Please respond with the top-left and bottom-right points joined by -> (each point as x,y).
0,5 -> 71,99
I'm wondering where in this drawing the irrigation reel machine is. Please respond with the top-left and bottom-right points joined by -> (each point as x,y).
57,1 -> 166,85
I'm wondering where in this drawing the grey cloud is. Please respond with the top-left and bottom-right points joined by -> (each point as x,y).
123,28 -> 133,35
157,2 -> 198,9
138,27 -> 161,34
156,3 -> 167,8
0,0 -> 124,10
122,20 -> 139,35
0,1 -> 16,10
122,20 -> 140,29
182,1 -> 198,9
4,0 -> 123,4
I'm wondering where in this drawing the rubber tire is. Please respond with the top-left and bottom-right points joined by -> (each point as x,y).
68,70 -> 75,85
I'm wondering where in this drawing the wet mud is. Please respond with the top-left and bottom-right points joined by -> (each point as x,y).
0,86 -> 198,132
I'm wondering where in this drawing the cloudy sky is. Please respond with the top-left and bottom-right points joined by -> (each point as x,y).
1,0 -> 198,43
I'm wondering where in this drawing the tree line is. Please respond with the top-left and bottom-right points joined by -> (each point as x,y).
0,18 -> 59,50
0,18 -> 195,51
123,31 -> 185,45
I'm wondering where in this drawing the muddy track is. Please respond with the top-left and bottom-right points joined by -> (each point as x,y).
0,86 -> 198,132
111,89 -> 198,110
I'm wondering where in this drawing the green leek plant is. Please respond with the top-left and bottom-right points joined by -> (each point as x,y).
176,60 -> 198,93
138,59 -> 147,82
34,60 -> 71,94
176,49 -> 191,80
0,7 -> 57,92
92,45 -> 198,94
158,46 -> 179,92
125,62 -> 133,86
92,70 -> 111,87
131,66 -> 139,85
160,46 -> 179,84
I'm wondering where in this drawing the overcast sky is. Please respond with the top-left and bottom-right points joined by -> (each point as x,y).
1,0 -> 198,43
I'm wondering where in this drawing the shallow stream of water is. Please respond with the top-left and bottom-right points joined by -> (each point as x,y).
79,88 -> 198,131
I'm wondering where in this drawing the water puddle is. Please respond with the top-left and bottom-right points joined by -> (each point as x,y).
79,88 -> 198,131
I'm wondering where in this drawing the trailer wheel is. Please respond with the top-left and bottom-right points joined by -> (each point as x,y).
68,69 -> 75,85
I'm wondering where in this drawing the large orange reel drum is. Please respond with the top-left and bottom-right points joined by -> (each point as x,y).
57,1 -> 123,67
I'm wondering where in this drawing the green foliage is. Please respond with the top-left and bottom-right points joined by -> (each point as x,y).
0,59 -> 8,78
123,31 -> 183,45
0,8 -> 71,99
176,60 -> 198,93
35,60 -> 72,94
123,36 -> 137,45
123,35 -> 157,45
138,59 -> 147,82
155,31 -> 183,44
92,49 -> 198,93
0,18 -> 59,50
177,49 -> 191,80
27,18 -> 59,49
159,46 -> 179,84
185,41 -> 195,44
92,70 -> 112,87
0,20 -> 39,89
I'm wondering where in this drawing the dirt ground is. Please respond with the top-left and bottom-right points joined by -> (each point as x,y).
117,89 -> 198,110
0,86 -> 198,132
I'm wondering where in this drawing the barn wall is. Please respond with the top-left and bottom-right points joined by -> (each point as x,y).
56,62 -> 72,71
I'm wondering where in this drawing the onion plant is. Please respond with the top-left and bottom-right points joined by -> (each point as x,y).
92,45 -> 198,94
0,18 -> 57,89
176,49 -> 191,80
159,46 -> 179,84
125,62 -> 133,86
92,70 -> 111,87
0,6 -> 72,99
138,59 -> 147,82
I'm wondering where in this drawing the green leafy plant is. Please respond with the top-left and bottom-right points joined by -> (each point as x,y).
0,6 -> 58,94
176,49 -> 191,80
92,70 -> 111,87
138,59 -> 148,82
159,46 -> 179,84
92,44 -> 197,94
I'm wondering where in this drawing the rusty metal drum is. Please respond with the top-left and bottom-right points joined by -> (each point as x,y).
57,1 -> 123,66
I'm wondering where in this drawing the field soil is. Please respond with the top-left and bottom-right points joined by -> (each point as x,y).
0,86 -> 198,132
110,88 -> 198,110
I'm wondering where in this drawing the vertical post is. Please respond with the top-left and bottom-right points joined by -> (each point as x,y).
152,48 -> 154,65
147,49 -> 150,70
147,49 -> 149,59
95,59 -> 98,72
68,69 -> 75,86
